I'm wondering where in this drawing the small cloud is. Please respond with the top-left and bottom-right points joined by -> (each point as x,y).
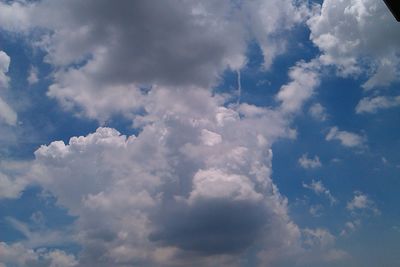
340,220 -> 361,236
326,127 -> 365,148
27,66 -> 39,85
303,180 -> 337,205
309,103 -> 327,121
276,60 -> 320,113
356,96 -> 400,114
299,154 -> 322,169
309,204 -> 323,217
347,191 -> 380,215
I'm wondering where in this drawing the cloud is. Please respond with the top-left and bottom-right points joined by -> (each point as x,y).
0,172 -> 27,199
276,60 -> 320,113
24,88 -> 312,266
303,180 -> 336,205
347,191 -> 379,215
0,0 -> 308,121
356,95 -> 400,114
0,51 -> 10,87
0,161 -> 31,199
301,228 -> 348,263
309,103 -> 327,121
325,127 -> 365,148
0,97 -> 17,126
298,154 -> 322,169
5,217 -> 74,249
0,50 -> 17,126
0,2 -> 350,266
27,66 -> 39,85
307,0 -> 400,89
309,204 -> 323,217
0,242 -> 77,267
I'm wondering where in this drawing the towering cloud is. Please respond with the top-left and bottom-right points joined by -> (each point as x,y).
28,88 -> 305,266
307,0 -> 400,89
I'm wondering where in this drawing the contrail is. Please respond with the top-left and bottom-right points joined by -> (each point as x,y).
236,70 -> 242,105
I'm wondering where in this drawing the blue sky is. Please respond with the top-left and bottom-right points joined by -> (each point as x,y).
0,0 -> 399,266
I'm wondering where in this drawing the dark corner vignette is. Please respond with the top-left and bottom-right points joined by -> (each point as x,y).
384,0 -> 400,21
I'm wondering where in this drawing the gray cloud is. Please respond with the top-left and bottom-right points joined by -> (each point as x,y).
0,0 -> 308,120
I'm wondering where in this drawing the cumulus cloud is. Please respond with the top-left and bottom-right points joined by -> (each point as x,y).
0,160 -> 32,199
325,127 -> 365,148
0,50 -> 17,126
303,180 -> 336,205
301,228 -> 347,263
0,242 -> 77,267
309,103 -> 327,121
0,1 -> 350,266
347,191 -> 379,215
27,66 -> 39,85
23,88 -> 312,266
276,60 -> 320,113
307,0 -> 400,89
356,95 -> 400,114
5,217 -> 74,249
0,0 -> 309,121
0,51 -> 10,87
298,154 -> 322,169
0,97 -> 17,126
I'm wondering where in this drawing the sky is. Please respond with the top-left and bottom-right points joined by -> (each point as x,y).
0,0 -> 399,266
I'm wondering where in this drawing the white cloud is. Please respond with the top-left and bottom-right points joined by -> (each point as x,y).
309,204 -> 323,217
0,50 -> 17,126
298,154 -> 322,169
0,161 -> 31,199
309,103 -> 327,121
0,242 -> 77,267
356,95 -> 400,114
325,127 -> 365,148
188,168 -> 263,203
25,88 -> 310,266
301,228 -> 348,263
347,191 -> 379,215
307,0 -> 400,89
0,2 -> 352,266
303,180 -> 336,205
200,129 -> 222,147
0,0 -> 309,121
276,60 -> 320,113
0,172 -> 26,199
0,51 -> 10,87
0,97 -> 17,126
27,66 -> 39,85
340,220 -> 361,236
6,217 -> 74,249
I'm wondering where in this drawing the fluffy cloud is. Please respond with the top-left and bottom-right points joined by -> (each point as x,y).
356,95 -> 400,114
0,242 -> 77,267
27,66 -> 39,85
24,88 -> 311,266
0,0 -> 308,121
0,1 -> 350,266
0,51 -> 10,87
309,103 -> 327,121
298,154 -> 322,169
0,161 -> 31,199
308,0 -> 400,89
0,50 -> 17,126
300,228 -> 347,263
325,127 -> 365,148
303,180 -> 336,205
347,191 -> 379,215
276,60 -> 320,113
